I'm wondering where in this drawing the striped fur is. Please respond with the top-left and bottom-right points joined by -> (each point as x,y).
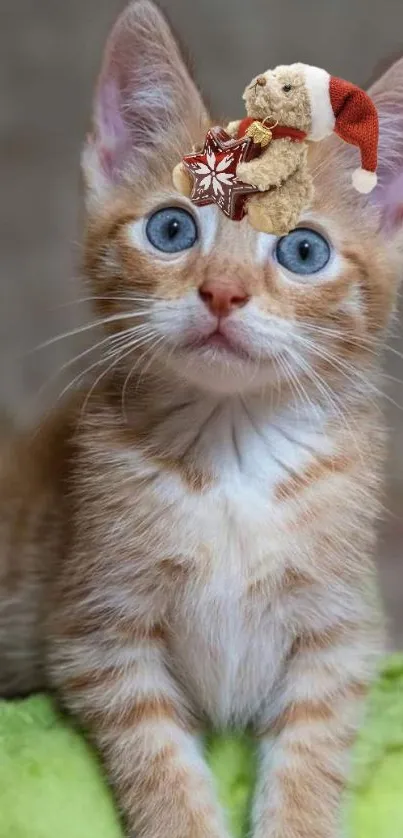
1,3 -> 403,837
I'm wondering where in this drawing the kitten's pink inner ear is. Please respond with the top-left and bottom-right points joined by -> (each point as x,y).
367,59 -> 403,234
83,0 -> 208,199
92,1 -> 164,182
377,171 -> 403,233
94,77 -> 130,179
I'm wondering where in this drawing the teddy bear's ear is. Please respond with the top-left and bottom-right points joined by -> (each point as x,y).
82,0 -> 208,205
367,57 -> 403,233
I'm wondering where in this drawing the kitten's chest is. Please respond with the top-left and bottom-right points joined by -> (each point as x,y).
119,404 -> 331,723
146,439 -> 309,724
149,404 -> 328,571
168,567 -> 287,727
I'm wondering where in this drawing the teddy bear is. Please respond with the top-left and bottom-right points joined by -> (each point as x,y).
225,65 -> 314,234
173,64 -> 379,236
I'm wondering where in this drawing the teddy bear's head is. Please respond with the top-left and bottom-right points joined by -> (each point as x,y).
243,63 -> 313,133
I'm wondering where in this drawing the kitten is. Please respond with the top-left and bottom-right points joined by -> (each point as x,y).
1,2 -> 403,837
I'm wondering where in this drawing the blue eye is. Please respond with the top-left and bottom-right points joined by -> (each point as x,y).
146,207 -> 198,254
275,228 -> 331,276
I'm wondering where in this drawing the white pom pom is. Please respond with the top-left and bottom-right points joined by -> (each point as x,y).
351,168 -> 377,194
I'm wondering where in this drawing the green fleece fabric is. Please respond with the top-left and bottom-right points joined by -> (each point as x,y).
0,656 -> 402,838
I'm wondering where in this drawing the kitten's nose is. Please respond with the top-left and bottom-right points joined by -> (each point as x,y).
198,279 -> 250,318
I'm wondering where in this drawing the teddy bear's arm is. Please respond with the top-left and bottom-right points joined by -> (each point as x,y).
237,140 -> 307,191
172,161 -> 193,197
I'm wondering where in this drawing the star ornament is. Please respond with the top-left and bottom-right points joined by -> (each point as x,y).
182,127 -> 263,221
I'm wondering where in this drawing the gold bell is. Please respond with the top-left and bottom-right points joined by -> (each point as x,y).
245,120 -> 273,148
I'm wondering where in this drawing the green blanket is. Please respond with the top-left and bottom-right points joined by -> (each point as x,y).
1,656 -> 402,838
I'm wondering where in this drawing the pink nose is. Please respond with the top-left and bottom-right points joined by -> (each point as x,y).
198,279 -> 250,318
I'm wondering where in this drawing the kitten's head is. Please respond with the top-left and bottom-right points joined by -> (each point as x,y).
82,0 -> 403,398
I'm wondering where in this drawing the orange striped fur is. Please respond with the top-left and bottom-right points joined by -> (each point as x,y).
1,3 -> 403,837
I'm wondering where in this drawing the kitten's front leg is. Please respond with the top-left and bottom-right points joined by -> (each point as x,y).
253,623 -> 378,838
50,625 -> 229,838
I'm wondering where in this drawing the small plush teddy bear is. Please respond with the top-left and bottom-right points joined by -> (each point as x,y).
225,65 -> 314,234
173,63 -> 379,236
226,63 -> 378,234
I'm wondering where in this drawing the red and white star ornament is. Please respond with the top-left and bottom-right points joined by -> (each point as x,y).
181,127 -> 263,221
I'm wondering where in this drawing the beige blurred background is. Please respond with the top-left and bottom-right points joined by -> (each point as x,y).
1,0 -> 402,642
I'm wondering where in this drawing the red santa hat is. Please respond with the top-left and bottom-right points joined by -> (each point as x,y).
300,64 -> 379,194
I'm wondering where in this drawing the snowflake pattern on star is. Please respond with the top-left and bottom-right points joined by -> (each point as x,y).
192,150 -> 235,197
182,127 -> 263,221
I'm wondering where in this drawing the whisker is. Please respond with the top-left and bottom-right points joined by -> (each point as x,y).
44,328 -> 155,413
287,349 -> 365,462
30,356 -> 112,439
120,332 -> 161,420
54,354 -> 113,407
32,325 -> 152,401
53,295 -> 165,310
102,325 -> 158,359
278,352 -> 322,424
294,332 -> 403,411
302,323 -> 403,382
134,334 -> 168,391
28,310 -> 155,354
302,323 -> 378,349
383,343 -> 403,364
79,340 -> 151,420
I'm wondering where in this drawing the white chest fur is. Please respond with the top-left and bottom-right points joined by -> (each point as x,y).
121,395 -> 333,725
150,395 -> 332,565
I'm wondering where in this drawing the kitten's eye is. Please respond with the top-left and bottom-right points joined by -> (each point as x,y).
275,228 -> 331,276
282,83 -> 292,92
146,207 -> 198,254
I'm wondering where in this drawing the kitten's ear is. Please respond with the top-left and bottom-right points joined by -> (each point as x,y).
368,57 -> 403,234
82,0 -> 208,203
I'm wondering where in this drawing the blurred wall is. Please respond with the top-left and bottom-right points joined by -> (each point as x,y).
1,0 -> 403,637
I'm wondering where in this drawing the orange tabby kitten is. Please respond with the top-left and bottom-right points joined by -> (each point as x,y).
1,3 -> 403,837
